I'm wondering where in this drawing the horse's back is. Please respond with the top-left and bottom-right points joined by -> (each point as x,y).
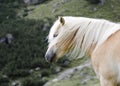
92,30 -> 120,85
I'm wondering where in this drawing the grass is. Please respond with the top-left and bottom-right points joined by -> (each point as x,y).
45,65 -> 100,86
49,79 -> 100,86
25,0 -> 120,22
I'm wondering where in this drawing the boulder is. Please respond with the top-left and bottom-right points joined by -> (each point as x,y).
23,0 -> 46,5
55,67 -> 62,73
11,80 -> 21,86
99,0 -> 105,5
6,33 -> 14,44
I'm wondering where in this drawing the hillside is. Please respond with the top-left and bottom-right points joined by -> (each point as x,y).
24,0 -> 120,21
0,0 -> 120,86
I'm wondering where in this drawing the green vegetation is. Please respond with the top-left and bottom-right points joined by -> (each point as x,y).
25,0 -> 120,22
0,0 -> 120,86
22,77 -> 48,86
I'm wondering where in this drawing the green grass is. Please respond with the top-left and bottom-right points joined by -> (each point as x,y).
25,0 -> 120,22
45,66 -> 100,86
49,79 -> 100,86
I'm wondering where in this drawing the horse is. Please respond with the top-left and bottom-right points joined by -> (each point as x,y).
45,16 -> 120,86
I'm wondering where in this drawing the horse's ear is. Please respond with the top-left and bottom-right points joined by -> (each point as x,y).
59,16 -> 65,25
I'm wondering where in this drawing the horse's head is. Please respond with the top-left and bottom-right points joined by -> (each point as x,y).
45,17 -> 78,63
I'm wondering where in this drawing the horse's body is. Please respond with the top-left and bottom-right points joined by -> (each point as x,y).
45,16 -> 120,86
92,30 -> 120,86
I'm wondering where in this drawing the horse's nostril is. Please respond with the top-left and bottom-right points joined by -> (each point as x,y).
45,51 -> 56,63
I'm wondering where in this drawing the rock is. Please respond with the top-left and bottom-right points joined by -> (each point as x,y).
93,7 -> 97,11
99,0 -> 105,5
0,33 -> 13,44
81,79 -> 88,85
44,60 -> 92,86
29,69 -> 34,74
52,9 -> 57,13
0,38 -> 6,43
42,77 -> 48,81
43,23 -> 50,31
23,0 -> 46,5
63,60 -> 70,66
11,80 -> 21,86
13,1 -> 19,7
35,67 -> 40,71
24,0 -> 38,5
110,4 -> 114,8
2,75 -> 8,78
52,0 -> 69,13
6,33 -> 14,44
6,16 -> 9,19
38,74 -> 42,77
61,0 -> 69,3
55,67 -> 62,73
53,2 -> 61,8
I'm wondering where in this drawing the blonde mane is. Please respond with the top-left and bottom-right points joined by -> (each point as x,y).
48,16 -> 120,60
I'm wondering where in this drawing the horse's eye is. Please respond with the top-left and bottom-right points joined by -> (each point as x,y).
53,34 -> 58,37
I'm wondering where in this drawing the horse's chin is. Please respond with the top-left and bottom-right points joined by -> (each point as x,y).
50,56 -> 58,63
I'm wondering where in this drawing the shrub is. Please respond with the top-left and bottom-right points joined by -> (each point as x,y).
0,0 -> 23,3
22,77 -> 48,86
0,74 -> 9,86
3,69 -> 30,78
2,61 -> 30,77
0,18 -> 52,76
41,69 -> 51,77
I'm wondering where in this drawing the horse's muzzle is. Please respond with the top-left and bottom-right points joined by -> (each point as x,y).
45,50 -> 56,63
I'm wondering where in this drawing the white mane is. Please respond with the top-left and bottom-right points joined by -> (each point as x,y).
48,16 -> 120,60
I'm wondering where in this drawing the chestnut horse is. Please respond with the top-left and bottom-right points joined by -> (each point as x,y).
45,16 -> 120,86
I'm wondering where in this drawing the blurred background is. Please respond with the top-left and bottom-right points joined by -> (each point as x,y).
0,0 -> 120,86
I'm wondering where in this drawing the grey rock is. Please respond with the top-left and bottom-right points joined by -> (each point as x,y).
52,0 -> 69,13
44,60 -> 91,86
52,9 -> 57,13
6,33 -> 13,40
99,0 -> 105,5
23,0 -> 46,5
43,23 -> 50,31
0,33 -> 13,44
0,38 -> 6,43
2,75 -> 8,78
63,60 -> 70,65
35,67 -> 40,71
93,8 -> 97,11
6,33 -> 14,44
24,0 -> 38,5
81,78 -> 89,85
111,4 -> 114,8
38,74 -> 42,77
13,1 -> 19,7
29,69 -> 34,73
11,80 -> 21,86
6,16 -> 9,19
55,67 -> 62,73
61,0 -> 69,3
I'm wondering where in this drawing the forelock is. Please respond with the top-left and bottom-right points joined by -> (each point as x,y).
48,20 -> 60,42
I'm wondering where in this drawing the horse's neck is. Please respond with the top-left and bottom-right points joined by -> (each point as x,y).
86,24 -> 120,57
86,43 -> 97,57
